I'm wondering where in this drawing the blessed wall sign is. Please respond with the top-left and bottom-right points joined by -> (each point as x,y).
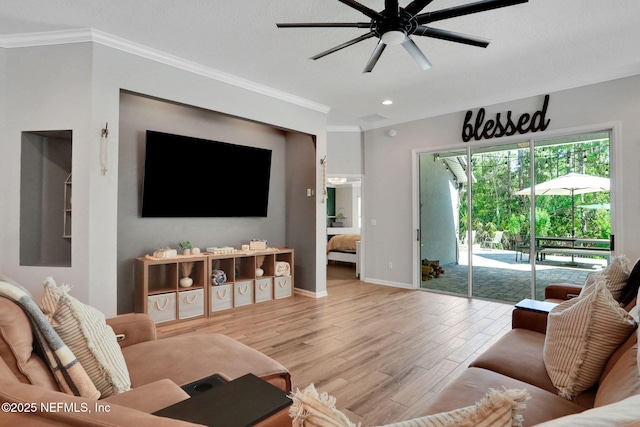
462,95 -> 551,142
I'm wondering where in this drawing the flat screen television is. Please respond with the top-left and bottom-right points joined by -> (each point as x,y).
141,130 -> 272,217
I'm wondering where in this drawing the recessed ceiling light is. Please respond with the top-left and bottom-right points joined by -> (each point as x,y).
382,99 -> 393,105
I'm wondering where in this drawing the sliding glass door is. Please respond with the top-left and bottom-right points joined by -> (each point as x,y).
418,131 -> 611,302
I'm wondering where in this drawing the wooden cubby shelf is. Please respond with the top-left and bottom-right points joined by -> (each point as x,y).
136,249 -> 294,324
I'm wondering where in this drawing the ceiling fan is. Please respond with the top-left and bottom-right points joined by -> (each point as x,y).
277,0 -> 528,73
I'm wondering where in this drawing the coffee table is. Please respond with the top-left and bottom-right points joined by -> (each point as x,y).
154,373 -> 292,427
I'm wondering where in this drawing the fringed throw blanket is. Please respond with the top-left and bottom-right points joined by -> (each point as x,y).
0,275 -> 100,399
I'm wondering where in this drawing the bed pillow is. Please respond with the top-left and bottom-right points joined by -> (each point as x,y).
40,277 -> 131,398
289,383 -> 529,427
580,255 -> 629,302
544,277 -> 636,400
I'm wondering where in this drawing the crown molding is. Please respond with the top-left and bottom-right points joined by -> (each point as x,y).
0,28 -> 331,115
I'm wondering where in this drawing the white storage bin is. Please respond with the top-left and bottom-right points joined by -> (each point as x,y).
274,276 -> 292,299
211,284 -> 233,312
255,278 -> 273,303
178,288 -> 204,319
234,281 -> 254,307
148,293 -> 176,323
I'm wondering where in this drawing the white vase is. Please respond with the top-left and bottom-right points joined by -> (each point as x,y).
179,277 -> 193,287
256,267 -> 264,277
183,249 -> 191,256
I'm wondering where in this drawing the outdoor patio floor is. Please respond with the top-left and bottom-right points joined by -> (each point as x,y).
421,247 -> 607,303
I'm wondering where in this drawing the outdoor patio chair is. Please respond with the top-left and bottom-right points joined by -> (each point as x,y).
482,231 -> 504,250
514,233 -> 531,261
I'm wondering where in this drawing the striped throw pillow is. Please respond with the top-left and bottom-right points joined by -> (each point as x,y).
544,277 -> 637,400
581,255 -> 630,302
40,277 -> 131,398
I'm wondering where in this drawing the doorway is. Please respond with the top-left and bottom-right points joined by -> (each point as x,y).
326,175 -> 362,281
418,131 -> 612,302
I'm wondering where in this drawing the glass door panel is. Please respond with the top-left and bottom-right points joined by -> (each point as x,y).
531,133 -> 611,298
418,150 -> 468,296
470,143 -> 532,303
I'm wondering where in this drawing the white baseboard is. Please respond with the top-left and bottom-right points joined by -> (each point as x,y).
294,287 -> 328,299
362,277 -> 413,290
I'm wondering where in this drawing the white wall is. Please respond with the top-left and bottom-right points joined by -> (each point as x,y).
327,130 -> 363,175
0,47 -> 7,268
363,76 -> 640,288
2,43 -> 94,305
1,42 -> 329,315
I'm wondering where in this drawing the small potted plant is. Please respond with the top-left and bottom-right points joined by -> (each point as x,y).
179,241 -> 193,256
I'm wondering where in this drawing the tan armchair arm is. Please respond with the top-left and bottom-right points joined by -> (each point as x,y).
103,379 -> 189,413
511,299 -> 559,334
106,313 -> 157,348
0,380 -> 201,426
545,283 -> 583,301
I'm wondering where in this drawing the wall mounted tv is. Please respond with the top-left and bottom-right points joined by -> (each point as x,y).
141,131 -> 272,217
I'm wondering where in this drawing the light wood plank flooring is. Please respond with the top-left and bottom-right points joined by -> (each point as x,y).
157,263 -> 515,426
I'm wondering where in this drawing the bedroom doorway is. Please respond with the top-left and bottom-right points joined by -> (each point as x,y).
326,176 -> 362,281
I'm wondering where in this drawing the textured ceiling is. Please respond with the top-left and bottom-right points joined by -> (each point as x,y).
1,0 -> 639,129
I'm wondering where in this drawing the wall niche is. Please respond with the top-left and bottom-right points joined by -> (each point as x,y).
20,130 -> 72,267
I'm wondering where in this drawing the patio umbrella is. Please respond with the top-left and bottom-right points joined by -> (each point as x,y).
515,172 -> 610,238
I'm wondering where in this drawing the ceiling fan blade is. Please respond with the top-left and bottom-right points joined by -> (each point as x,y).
276,22 -> 370,28
385,0 -> 400,18
404,0 -> 435,17
414,26 -> 490,47
401,37 -> 432,70
363,42 -> 387,73
416,0 -> 528,24
338,0 -> 385,21
311,32 -> 376,60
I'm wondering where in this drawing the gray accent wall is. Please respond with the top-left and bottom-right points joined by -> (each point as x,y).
117,91 -> 315,313
285,132 -> 318,293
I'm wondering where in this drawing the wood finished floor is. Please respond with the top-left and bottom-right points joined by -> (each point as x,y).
156,263 -> 515,426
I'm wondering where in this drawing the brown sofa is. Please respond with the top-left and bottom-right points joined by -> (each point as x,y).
420,284 -> 640,426
0,297 -> 292,426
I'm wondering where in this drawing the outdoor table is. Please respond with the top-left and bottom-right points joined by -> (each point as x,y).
535,237 -> 610,263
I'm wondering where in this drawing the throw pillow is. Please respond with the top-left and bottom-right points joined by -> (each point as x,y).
40,277 -> 131,398
289,384 -> 530,427
544,277 -> 637,400
580,255 -> 630,302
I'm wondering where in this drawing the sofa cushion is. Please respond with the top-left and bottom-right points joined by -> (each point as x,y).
470,328 -> 600,408
544,279 -> 637,400
0,296 -> 59,390
580,255 -> 629,302
40,277 -> 131,398
122,333 -> 290,391
422,367 -> 585,426
471,329 -> 555,393
594,341 -> 640,408
534,394 -> 640,426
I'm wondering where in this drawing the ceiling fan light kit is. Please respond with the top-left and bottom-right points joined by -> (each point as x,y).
277,0 -> 528,73
381,30 -> 406,45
